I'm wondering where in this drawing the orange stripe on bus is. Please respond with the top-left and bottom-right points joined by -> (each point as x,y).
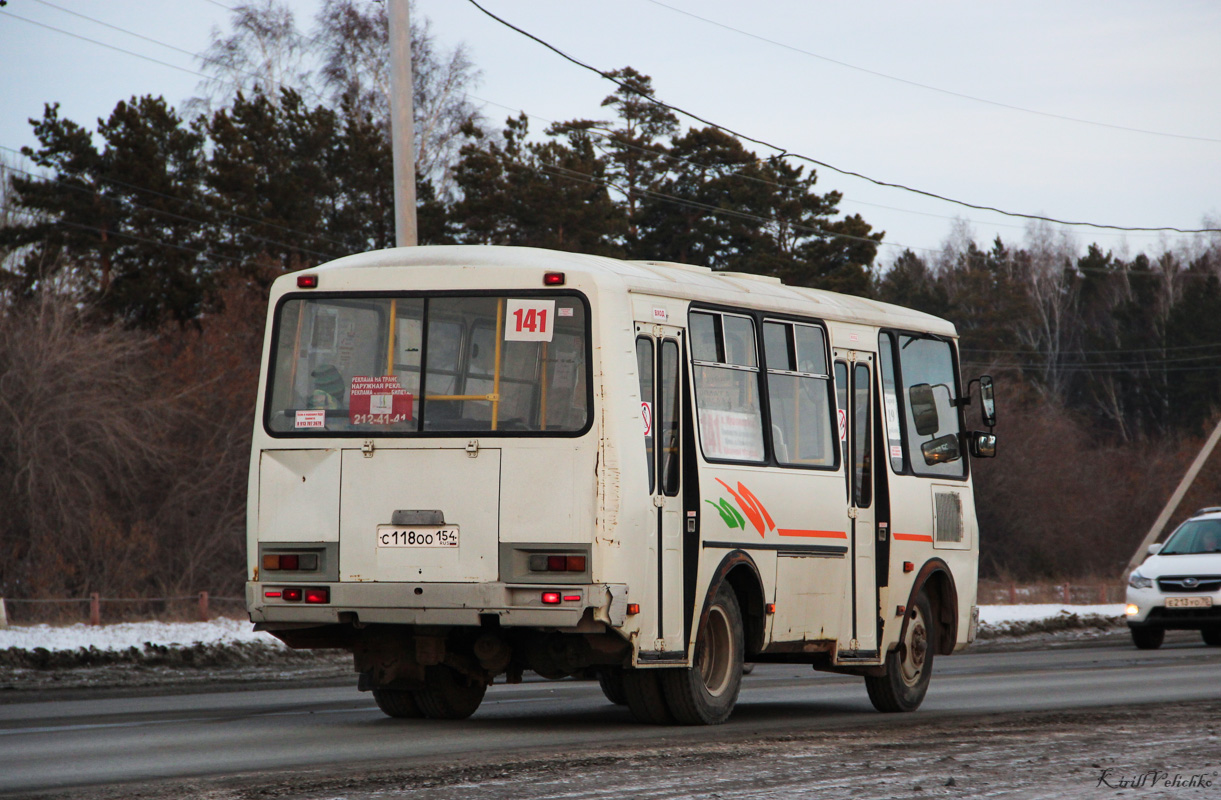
777,529 -> 847,539
893,533 -> 934,543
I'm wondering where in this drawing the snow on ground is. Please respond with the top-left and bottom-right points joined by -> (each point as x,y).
0,605 -> 1127,653
977,603 -> 1124,625
0,617 -> 286,652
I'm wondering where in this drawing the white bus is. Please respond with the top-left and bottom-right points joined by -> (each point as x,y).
246,245 -> 997,724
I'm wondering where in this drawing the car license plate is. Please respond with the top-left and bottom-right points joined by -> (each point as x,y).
376,525 -> 459,548
1165,596 -> 1212,608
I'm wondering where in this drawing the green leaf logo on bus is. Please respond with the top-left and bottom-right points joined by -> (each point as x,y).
707,479 -> 776,538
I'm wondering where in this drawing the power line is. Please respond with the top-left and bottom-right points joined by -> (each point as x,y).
4,4 -> 324,107
463,0 -> 1221,237
536,161 -> 893,252
643,0 -> 1221,145
962,341 -> 1221,356
1,145 -> 347,260
1,10 -> 221,85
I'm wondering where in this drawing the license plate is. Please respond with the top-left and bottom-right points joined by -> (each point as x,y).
1165,596 -> 1212,608
376,525 -> 459,548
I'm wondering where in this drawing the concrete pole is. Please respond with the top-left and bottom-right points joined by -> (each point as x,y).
1125,416 -> 1221,577
388,0 -> 418,247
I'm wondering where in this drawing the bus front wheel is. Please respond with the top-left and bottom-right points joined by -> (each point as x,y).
865,591 -> 934,713
661,583 -> 744,725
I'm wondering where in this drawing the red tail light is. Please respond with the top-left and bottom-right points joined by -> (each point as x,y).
282,587 -> 303,602
546,555 -> 566,571
304,587 -> 330,604
541,592 -> 561,604
280,554 -> 300,570
543,272 -> 565,286
297,274 -> 318,289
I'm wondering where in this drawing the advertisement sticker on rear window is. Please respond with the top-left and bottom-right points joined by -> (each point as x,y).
348,376 -> 413,425
295,409 -> 326,429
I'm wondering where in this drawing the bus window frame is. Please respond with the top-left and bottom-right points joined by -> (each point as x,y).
880,328 -> 970,482
262,288 -> 595,439
688,302 -> 839,472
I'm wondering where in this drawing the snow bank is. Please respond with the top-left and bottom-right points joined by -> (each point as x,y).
977,603 -> 1124,625
0,604 -> 1128,654
0,617 -> 285,653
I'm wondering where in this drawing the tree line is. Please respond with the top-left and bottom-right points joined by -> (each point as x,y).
2,0 -> 1220,603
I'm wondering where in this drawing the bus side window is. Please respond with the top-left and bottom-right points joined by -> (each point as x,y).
660,339 -> 681,495
897,335 -> 964,477
637,336 -> 656,493
763,320 -> 834,468
689,311 -> 765,463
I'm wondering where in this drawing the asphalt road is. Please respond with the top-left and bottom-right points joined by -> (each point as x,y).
2,635 -> 1220,796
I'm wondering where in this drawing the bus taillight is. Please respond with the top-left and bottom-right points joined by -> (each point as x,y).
304,588 -> 330,604
529,554 -> 587,573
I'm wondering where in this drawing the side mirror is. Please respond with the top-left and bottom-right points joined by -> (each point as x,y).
969,431 -> 997,458
909,383 -> 940,436
1146,543 -> 1163,557
921,433 -> 961,465
979,375 -> 996,428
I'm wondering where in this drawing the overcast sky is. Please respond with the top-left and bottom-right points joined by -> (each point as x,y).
2,0 -> 1218,264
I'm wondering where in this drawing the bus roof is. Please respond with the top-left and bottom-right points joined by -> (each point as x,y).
311,245 -> 958,337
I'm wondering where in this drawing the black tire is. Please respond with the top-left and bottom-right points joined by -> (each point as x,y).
865,591 -> 935,713
413,665 -> 487,720
1201,627 -> 1221,646
597,668 -> 628,705
660,583 -> 744,725
372,687 -> 422,718
1131,626 -> 1165,650
622,667 -> 675,724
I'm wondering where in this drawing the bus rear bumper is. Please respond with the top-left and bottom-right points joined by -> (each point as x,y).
246,581 -> 630,629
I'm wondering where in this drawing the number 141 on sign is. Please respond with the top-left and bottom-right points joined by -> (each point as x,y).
505,299 -> 556,342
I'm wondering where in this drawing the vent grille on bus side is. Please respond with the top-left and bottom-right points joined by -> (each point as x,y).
934,492 -> 964,543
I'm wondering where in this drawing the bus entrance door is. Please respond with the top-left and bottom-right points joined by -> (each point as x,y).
835,350 -> 879,658
635,323 -> 686,657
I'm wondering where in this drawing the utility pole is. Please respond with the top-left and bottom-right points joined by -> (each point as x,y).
1124,416 -> 1221,577
388,0 -> 418,247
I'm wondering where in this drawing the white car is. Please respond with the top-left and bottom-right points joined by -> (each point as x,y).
1126,507 -> 1221,649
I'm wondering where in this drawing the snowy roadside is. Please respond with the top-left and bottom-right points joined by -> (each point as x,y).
0,604 -> 1128,654
0,605 -> 1129,696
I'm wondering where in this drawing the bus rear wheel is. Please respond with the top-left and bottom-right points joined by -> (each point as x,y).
622,668 -> 675,724
661,583 -> 744,725
372,687 -> 422,718
597,667 -> 628,705
866,591 -> 934,713
413,665 -> 486,720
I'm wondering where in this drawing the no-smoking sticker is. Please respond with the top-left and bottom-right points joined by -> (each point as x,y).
837,408 -> 847,441
641,401 -> 653,437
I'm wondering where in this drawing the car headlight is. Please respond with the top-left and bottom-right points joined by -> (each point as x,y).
1128,571 -> 1153,589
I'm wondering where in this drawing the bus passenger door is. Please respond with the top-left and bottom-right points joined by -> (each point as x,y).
835,351 -> 878,657
636,324 -> 685,656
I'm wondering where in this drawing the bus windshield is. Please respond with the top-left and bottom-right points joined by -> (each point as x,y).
265,293 -> 589,435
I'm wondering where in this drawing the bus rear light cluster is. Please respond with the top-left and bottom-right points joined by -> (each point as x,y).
528,554 -> 586,573
541,591 -> 583,604
263,553 -> 319,571
265,587 -> 330,604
